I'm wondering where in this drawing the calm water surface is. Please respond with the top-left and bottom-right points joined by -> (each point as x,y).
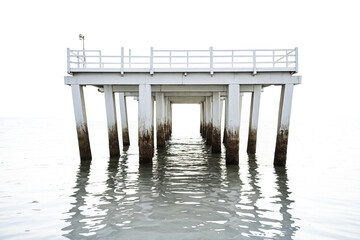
0,116 -> 359,239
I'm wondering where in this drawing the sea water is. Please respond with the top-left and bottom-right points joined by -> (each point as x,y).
0,113 -> 359,239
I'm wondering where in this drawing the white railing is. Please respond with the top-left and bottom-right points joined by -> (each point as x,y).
67,47 -> 298,74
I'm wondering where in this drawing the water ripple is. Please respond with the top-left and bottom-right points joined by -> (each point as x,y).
61,136 -> 299,239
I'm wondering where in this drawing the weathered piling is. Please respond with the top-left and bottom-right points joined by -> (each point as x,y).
211,92 -> 221,153
274,83 -> 294,166
205,97 -> 212,145
247,85 -> 261,154
138,84 -> 153,163
71,84 -> 92,160
119,93 -> 130,146
223,96 -> 228,146
200,102 -> 204,136
225,84 -> 241,165
104,85 -> 120,157
156,93 -> 166,148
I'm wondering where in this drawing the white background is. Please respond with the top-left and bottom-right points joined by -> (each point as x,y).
0,0 -> 359,123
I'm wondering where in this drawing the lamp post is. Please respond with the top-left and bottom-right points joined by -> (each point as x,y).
79,34 -> 85,67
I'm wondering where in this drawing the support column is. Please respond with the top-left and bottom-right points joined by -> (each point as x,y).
169,103 -> 173,136
202,101 -> 207,138
71,84 -> 92,160
247,85 -> 262,154
200,102 -> 204,136
205,96 -> 212,145
119,93 -> 130,146
274,84 -> 294,166
138,84 -> 153,163
104,85 -> 120,157
212,92 -> 221,153
226,84 -> 240,165
223,96 -> 229,145
156,92 -> 166,148
152,96 -> 155,150
164,97 -> 169,140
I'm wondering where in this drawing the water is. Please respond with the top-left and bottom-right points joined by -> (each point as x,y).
0,115 -> 359,240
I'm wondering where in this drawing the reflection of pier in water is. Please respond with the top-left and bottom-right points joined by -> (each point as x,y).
62,138 -> 298,239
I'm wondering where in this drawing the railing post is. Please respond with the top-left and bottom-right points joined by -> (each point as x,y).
99,50 -> 102,68
295,47 -> 299,73
210,47 -> 213,75
150,47 -> 154,75
129,49 -> 132,68
121,47 -> 124,75
169,51 -> 172,68
286,50 -> 289,68
231,50 -> 234,68
67,48 -> 71,73
273,50 -> 275,68
186,50 -> 189,69
77,51 -> 80,68
253,50 -> 257,75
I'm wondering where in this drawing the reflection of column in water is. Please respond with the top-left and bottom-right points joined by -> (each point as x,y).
62,160 -> 91,238
95,157 -> 121,237
274,166 -> 299,239
234,155 -> 263,238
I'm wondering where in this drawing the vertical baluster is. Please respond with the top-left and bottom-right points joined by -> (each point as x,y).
121,47 -> 124,75
295,47 -> 298,72
169,51 -> 172,68
210,47 -> 213,75
286,50 -> 289,68
186,50 -> 189,69
150,47 -> 154,75
129,49 -> 132,68
99,51 -> 102,68
231,50 -> 234,68
253,50 -> 257,75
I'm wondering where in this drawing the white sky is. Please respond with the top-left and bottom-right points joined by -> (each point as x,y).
0,0 -> 359,122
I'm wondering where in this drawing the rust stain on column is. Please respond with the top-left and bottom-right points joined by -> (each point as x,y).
76,124 -> 92,160
223,128 -> 228,146
157,124 -> 166,148
139,131 -> 153,164
211,127 -> 221,153
206,123 -> 212,145
247,129 -> 257,154
122,127 -> 130,146
108,126 -> 120,158
201,124 -> 206,138
165,122 -> 169,140
274,129 -> 289,166
225,131 -> 239,165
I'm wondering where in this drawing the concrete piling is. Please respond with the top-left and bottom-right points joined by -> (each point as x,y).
223,96 -> 229,146
138,84 -> 153,163
225,84 -> 241,165
247,85 -> 261,154
71,84 -> 92,160
211,92 -> 221,153
119,93 -> 130,146
200,102 -> 204,137
205,97 -> 212,145
274,84 -> 294,166
156,93 -> 166,148
104,85 -> 120,158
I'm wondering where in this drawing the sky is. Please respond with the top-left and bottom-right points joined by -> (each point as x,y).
0,0 -> 359,123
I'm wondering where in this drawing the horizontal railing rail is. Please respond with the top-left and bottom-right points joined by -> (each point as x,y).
67,47 -> 298,74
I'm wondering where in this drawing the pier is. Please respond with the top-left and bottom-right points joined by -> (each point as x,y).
65,47 -> 301,166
